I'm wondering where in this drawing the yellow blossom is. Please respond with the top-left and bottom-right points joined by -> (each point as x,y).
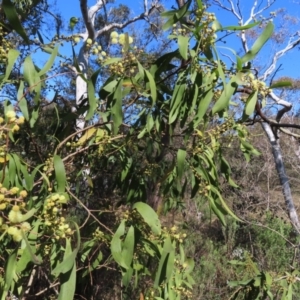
12,124 -> 20,133
6,110 -> 16,120
20,190 -> 28,198
110,31 -> 119,38
17,116 -> 25,124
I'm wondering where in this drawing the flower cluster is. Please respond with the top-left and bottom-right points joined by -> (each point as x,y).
0,184 -> 32,242
110,31 -> 134,46
43,193 -> 72,239
0,25 -> 12,63
0,110 -> 25,138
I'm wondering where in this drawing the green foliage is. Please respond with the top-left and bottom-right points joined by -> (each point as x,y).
0,0 -> 291,299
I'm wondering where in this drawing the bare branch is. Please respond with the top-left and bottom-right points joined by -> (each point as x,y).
268,92 -> 293,108
95,2 -> 159,38
228,0 -> 241,19
212,0 -> 235,14
80,0 -> 105,40
260,36 -> 300,81
244,0 -> 276,25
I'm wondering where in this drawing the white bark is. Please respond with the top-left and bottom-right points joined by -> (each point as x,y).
261,123 -> 300,232
74,0 -> 160,131
213,0 -> 300,231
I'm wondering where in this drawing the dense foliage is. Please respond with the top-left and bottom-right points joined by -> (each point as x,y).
0,0 -> 299,299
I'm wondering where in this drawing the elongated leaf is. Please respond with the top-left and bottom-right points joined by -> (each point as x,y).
111,79 -> 123,134
52,249 -> 77,276
57,264 -> 76,300
57,258 -> 76,300
270,81 -> 292,89
52,227 -> 80,277
21,231 -> 42,265
110,220 -> 128,269
18,97 -> 29,120
23,56 -> 41,104
21,208 -> 37,222
2,0 -> 29,43
3,249 -> 17,296
145,70 -> 157,104
241,22 -> 274,64
8,154 -> 16,185
103,79 -> 118,92
211,186 -> 242,222
38,45 -> 59,76
133,202 -> 161,235
169,79 -> 186,124
76,128 -> 96,146
103,57 -> 122,66
16,246 -> 32,273
54,155 -> 66,193
178,35 -> 189,60
1,49 -> 20,85
154,236 -> 173,287
245,90 -> 258,116
86,79 -> 97,120
86,68 -> 101,120
222,21 -> 260,31
212,76 -> 238,114
209,196 -> 226,226
23,57 -> 38,88
177,149 -> 186,179
122,226 -> 135,269
165,246 -> 175,283
194,88 -> 213,126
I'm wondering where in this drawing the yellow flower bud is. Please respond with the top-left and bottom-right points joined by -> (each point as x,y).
21,222 -> 31,232
110,31 -> 119,38
6,110 -> 16,120
9,187 -> 19,195
13,230 -> 23,242
111,38 -> 118,44
17,116 -> 25,125
12,124 -> 20,133
19,190 -> 28,198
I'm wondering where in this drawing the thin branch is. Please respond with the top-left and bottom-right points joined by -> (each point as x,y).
67,188 -> 113,235
95,2 -> 160,38
80,0 -> 105,40
260,36 -> 300,81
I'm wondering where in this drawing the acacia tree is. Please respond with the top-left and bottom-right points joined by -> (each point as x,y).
209,0 -> 300,230
0,0 -> 298,299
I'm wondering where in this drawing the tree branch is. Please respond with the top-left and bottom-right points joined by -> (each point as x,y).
95,2 -> 159,39
80,0 -> 105,40
260,35 -> 300,81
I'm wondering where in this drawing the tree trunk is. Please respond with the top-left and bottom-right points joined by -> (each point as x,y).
261,122 -> 300,232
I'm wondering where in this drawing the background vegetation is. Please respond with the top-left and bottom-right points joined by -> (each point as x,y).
0,0 -> 300,299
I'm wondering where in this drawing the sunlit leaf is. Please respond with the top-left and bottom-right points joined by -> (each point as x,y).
178,35 -> 189,60
133,202 -> 161,235
54,155 -> 66,193
2,0 -> 29,43
241,22 -> 274,64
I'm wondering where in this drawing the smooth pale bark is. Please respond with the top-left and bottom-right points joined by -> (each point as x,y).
261,122 -> 300,232
75,0 -> 159,131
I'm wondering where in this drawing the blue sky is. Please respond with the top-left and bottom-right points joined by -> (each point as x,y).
54,0 -> 300,80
